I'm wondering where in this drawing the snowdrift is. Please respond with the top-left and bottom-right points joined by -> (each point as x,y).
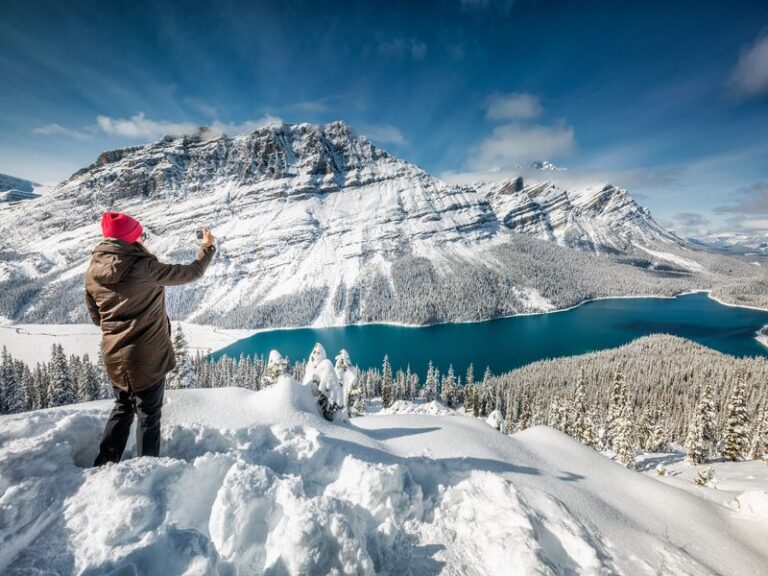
1,381 -> 767,575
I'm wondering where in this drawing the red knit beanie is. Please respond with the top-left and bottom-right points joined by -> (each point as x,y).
101,212 -> 143,243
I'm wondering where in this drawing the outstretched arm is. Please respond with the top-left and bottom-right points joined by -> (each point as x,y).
146,239 -> 216,287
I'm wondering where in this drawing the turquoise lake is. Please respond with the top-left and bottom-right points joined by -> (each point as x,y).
212,292 -> 768,376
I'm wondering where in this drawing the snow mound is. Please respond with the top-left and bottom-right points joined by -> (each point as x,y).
2,391 -> 768,575
376,399 -> 457,416
733,490 -> 768,521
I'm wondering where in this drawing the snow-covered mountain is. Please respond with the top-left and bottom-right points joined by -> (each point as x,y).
0,173 -> 41,203
475,177 -> 685,254
699,231 -> 768,254
0,121 -> 754,328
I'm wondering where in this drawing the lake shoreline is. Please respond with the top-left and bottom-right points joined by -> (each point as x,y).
230,289 -> 768,348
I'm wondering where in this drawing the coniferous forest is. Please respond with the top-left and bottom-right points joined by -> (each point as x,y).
1,329 -> 766,468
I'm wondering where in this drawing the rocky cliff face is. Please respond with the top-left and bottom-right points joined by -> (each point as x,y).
0,122 -> 714,328
475,177 -> 684,253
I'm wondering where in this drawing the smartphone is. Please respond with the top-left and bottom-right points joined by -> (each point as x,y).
196,229 -> 204,240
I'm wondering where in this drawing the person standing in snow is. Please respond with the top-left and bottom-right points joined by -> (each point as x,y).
85,212 -> 216,465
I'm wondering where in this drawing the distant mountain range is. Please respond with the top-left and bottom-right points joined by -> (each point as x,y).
0,173 -> 40,203
0,121 -> 765,327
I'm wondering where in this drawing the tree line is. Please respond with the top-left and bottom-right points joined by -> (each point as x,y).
2,329 -> 766,469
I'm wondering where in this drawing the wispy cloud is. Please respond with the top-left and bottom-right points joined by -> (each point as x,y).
663,212 -> 712,237
729,34 -> 768,99
378,37 -> 427,61
96,113 -> 282,139
462,91 -> 575,170
34,113 -> 284,141
714,182 -> 768,214
486,92 -> 542,120
359,123 -> 406,146
33,123 -> 90,140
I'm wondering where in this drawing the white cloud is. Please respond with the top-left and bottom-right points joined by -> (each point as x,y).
486,93 -> 542,120
95,113 -> 283,139
729,34 -> 768,99
33,123 -> 90,140
359,123 -> 406,146
468,123 -> 574,169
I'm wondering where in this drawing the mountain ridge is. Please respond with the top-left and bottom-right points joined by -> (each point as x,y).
0,121 -> 764,327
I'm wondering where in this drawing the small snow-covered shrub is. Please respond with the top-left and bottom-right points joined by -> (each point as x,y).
299,343 -> 358,421
694,468 -> 716,488
265,350 -> 289,386
486,409 -> 504,432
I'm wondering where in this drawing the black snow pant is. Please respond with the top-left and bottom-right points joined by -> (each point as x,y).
93,379 -> 165,466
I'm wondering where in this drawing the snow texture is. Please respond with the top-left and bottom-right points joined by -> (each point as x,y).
0,319 -> 255,365
2,384 -> 767,575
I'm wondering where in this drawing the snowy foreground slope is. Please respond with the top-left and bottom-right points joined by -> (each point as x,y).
2,383 -> 767,575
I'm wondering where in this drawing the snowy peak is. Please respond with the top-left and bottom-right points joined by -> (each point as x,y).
476,176 -> 685,253
0,121 -> 721,327
63,121 -> 400,203
0,172 -> 38,193
530,160 -> 565,171
0,173 -> 41,204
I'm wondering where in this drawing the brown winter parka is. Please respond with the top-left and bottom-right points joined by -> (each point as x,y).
84,239 -> 215,393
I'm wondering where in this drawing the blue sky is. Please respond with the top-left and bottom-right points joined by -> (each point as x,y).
1,0 -> 768,236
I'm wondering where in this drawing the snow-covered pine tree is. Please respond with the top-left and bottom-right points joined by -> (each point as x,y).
748,407 -> 766,461
441,365 -> 456,408
465,363 -> 475,391
646,409 -> 668,452
48,344 -> 76,407
1,347 -> 24,414
73,355 -> 91,402
635,408 -> 653,451
20,364 -> 34,411
169,324 -> 197,389
381,355 -> 393,408
407,367 -> 419,401
472,386 -> 480,417
264,350 -> 288,386
568,372 -> 587,440
517,389 -> 532,432
504,389 -> 515,434
685,412 -> 707,465
482,366 -> 492,388
395,369 -> 406,402
464,384 -> 473,413
557,400 -> 569,433
582,409 -> 598,449
547,398 -> 560,430
606,368 -> 627,446
722,374 -> 750,461
82,354 -> 101,401
699,382 -> 718,458
424,361 -> 437,402
613,405 -> 636,468
404,365 -> 413,401
33,363 -> 47,409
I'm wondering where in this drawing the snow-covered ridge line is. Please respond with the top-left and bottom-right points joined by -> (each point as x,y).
6,120 -> 761,329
